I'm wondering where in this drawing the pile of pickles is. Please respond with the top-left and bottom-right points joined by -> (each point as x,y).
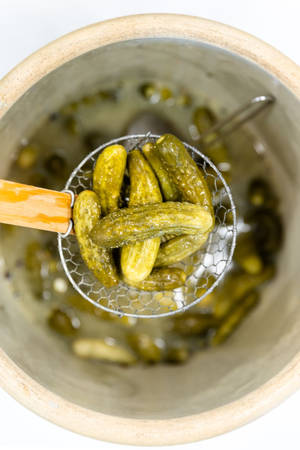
73,133 -> 214,296
3,79 -> 282,366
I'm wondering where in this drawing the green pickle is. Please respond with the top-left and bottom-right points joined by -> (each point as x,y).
128,333 -> 163,363
124,267 -> 186,291
93,144 -> 127,216
156,134 -> 214,214
142,142 -> 179,201
247,208 -> 283,258
155,133 -> 214,263
25,241 -> 53,298
165,342 -> 190,364
155,233 -> 209,267
91,202 -> 213,248
213,266 -> 275,319
48,308 -> 79,335
193,107 -> 231,177
72,338 -> 137,365
173,313 -> 218,336
16,145 -> 38,169
73,190 -> 118,287
44,153 -> 67,176
234,232 -> 264,275
121,150 -> 162,282
139,82 -> 173,103
212,291 -> 260,345
248,178 -> 278,209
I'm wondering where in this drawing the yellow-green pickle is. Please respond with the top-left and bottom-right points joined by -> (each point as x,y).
73,190 -> 119,287
156,133 -> 214,213
124,267 -> 186,291
212,291 -> 260,345
121,149 -> 162,282
48,308 -> 79,336
155,133 -> 214,263
4,78 -> 283,368
128,333 -> 164,364
91,202 -> 213,248
193,106 -> 231,180
142,142 -> 179,201
93,144 -> 127,215
234,232 -> 264,275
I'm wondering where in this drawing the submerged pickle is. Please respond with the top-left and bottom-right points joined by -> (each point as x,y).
165,342 -> 190,364
212,291 -> 259,345
213,265 -> 274,319
93,144 -> 127,215
142,142 -> 179,201
72,338 -> 137,364
234,232 -> 264,275
124,267 -> 186,291
73,190 -> 118,287
48,308 -> 79,335
173,312 -> 218,336
155,233 -> 209,267
193,107 -> 231,177
128,333 -> 164,363
121,150 -> 162,282
91,202 -> 213,248
248,178 -> 278,209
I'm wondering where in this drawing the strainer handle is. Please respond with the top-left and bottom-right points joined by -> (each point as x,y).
0,179 -> 73,233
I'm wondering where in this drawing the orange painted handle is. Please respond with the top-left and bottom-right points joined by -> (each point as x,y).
0,179 -> 73,234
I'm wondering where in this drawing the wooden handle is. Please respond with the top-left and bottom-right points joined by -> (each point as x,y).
0,179 -> 73,234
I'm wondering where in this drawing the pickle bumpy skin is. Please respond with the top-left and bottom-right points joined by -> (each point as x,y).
93,144 -> 127,216
124,267 -> 186,291
142,142 -> 179,201
73,190 -> 119,287
91,202 -> 214,248
121,149 -> 162,283
155,134 -> 215,264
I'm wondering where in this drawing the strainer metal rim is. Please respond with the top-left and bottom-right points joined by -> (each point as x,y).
58,134 -> 237,318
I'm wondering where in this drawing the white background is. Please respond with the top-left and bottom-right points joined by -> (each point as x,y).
1,0 -> 300,449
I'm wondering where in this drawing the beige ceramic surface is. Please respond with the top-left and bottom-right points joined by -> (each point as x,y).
0,14 -> 300,446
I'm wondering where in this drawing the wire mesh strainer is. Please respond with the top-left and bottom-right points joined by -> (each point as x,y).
58,133 -> 236,318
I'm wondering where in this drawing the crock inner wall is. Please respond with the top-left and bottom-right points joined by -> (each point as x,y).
0,38 -> 299,420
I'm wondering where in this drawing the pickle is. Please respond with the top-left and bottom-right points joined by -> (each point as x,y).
212,291 -> 259,345
234,232 -> 264,275
16,145 -> 38,169
173,312 -> 218,336
165,342 -> 190,364
155,233 -> 209,266
214,265 -> 274,318
248,178 -> 278,209
193,107 -> 231,176
73,190 -> 118,287
139,82 -> 173,103
126,150 -> 162,207
93,144 -> 127,215
48,308 -> 79,335
124,267 -> 186,291
25,241 -> 54,299
44,153 -> 67,176
121,150 -> 162,282
246,209 -> 283,259
128,333 -> 164,363
72,338 -> 137,364
156,134 -> 214,215
91,202 -> 213,248
142,142 -> 179,201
